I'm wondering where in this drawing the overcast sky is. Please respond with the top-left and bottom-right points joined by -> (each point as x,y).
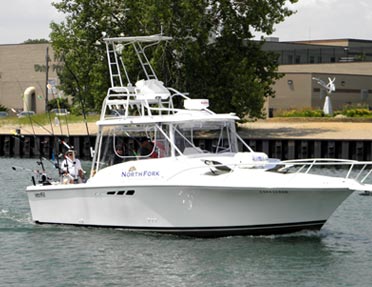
0,0 -> 64,44
0,0 -> 371,44
268,0 -> 372,41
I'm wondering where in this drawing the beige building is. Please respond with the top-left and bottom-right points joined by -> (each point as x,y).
2,39 -> 372,117
265,39 -> 372,116
0,43 -> 60,114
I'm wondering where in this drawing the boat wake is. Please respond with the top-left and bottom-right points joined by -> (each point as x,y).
0,208 -> 33,228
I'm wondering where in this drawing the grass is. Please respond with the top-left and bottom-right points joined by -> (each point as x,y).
278,108 -> 324,118
277,106 -> 372,118
0,113 -> 100,128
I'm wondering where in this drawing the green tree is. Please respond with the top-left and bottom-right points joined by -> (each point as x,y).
46,98 -> 70,111
50,0 -> 297,118
23,39 -> 49,44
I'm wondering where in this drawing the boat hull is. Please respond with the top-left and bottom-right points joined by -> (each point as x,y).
34,220 -> 326,237
26,183 -> 352,237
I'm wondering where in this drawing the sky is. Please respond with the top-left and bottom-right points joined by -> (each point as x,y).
268,0 -> 372,41
0,0 -> 372,44
0,0 -> 64,44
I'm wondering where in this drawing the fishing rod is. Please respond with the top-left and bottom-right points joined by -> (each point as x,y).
36,81 -> 55,137
12,83 -> 61,184
42,156 -> 65,176
47,83 -> 71,137
11,108 -> 54,136
62,56 -> 92,153
12,133 -> 72,178
38,81 -> 65,175
12,96 -> 51,182
46,83 -> 66,172
11,165 -> 35,173
24,111 -> 48,177
10,111 -> 62,185
11,165 -> 51,186
35,83 -> 73,167
40,51 -> 69,168
12,165 -> 39,186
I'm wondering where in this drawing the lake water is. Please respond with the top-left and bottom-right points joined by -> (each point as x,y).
1,157 -> 372,287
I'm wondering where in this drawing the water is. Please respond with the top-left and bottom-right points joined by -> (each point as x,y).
1,158 -> 372,287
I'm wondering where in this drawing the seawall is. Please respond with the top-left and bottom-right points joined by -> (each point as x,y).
1,119 -> 372,160
0,134 -> 371,161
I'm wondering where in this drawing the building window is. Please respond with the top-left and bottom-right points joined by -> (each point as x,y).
320,89 -> 326,99
361,89 -> 369,101
287,55 -> 293,64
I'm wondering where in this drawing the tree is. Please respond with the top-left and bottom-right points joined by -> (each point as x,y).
50,0 -> 297,118
23,39 -> 49,44
47,98 -> 70,111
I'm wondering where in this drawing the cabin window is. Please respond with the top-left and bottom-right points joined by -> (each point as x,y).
93,124 -> 172,170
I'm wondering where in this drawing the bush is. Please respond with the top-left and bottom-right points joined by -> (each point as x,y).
277,106 -> 372,118
0,104 -> 8,112
333,104 -> 372,118
278,108 -> 324,117
342,108 -> 372,117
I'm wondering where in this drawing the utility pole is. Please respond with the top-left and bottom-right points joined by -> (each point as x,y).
45,46 -> 49,112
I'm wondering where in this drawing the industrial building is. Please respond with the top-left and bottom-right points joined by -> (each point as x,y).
264,38 -> 372,116
1,39 -> 372,116
0,43 -> 60,114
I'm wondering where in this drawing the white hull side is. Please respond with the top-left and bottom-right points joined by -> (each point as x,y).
26,183 -> 352,237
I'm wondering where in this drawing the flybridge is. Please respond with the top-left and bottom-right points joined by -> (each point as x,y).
99,35 -> 218,121
103,35 -> 172,87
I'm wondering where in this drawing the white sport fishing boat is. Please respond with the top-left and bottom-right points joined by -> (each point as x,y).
25,35 -> 372,237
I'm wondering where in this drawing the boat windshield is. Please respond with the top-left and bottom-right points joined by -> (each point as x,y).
92,120 -> 238,171
173,120 -> 238,155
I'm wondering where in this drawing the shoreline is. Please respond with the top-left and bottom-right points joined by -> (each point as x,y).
239,119 -> 372,140
1,118 -> 372,140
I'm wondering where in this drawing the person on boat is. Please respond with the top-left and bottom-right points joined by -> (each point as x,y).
137,138 -> 158,158
111,144 -> 125,165
60,150 -> 85,183
152,140 -> 167,158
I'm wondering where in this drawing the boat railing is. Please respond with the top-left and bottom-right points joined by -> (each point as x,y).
100,84 -> 214,120
165,156 -> 372,185
279,158 -> 372,183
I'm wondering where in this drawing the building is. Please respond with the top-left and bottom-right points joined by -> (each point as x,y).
263,38 -> 372,116
2,39 -> 372,117
0,43 -> 60,114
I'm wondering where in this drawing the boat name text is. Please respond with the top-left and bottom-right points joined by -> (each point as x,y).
121,170 -> 160,178
34,192 -> 46,198
259,190 -> 288,194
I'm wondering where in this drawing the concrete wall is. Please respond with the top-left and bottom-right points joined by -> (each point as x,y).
279,62 -> 372,76
0,43 -> 60,113
311,73 -> 372,110
268,62 -> 372,116
269,73 -> 313,114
